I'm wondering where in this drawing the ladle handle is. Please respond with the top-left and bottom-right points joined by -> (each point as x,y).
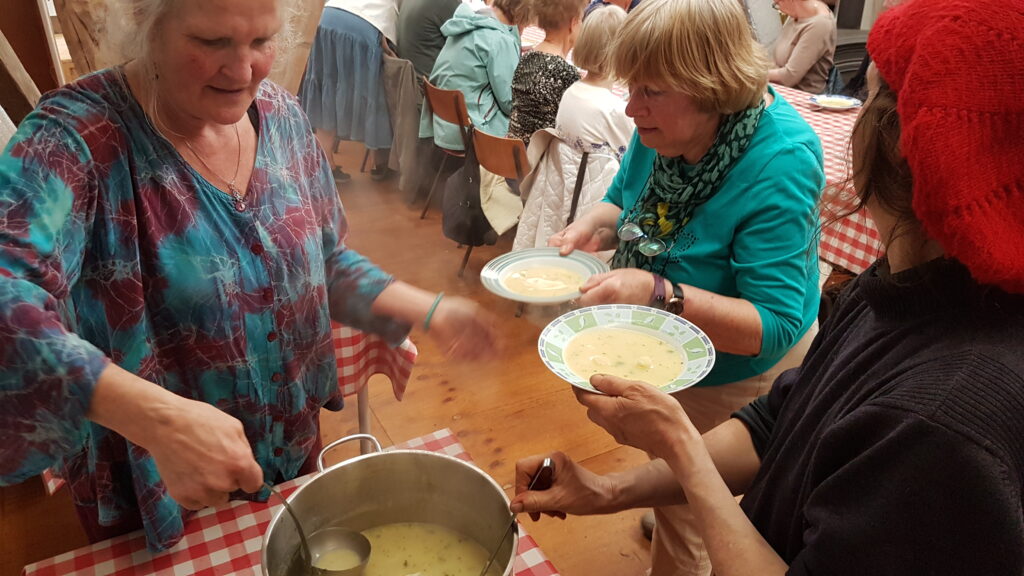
317,434 -> 383,472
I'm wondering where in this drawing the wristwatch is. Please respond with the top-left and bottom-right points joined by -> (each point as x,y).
665,282 -> 685,316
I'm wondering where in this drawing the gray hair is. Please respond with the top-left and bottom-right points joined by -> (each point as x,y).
102,0 -> 297,70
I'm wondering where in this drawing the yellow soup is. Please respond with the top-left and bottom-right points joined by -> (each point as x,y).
361,522 -> 502,576
565,327 -> 682,388
502,267 -> 583,298
314,548 -> 362,571
816,97 -> 855,108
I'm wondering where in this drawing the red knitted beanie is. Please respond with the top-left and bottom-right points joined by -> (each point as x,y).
868,0 -> 1024,293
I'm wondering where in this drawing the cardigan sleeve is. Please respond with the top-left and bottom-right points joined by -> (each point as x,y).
0,98 -> 111,485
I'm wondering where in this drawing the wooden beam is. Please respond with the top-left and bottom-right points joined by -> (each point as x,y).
0,29 -> 42,123
52,0 -> 109,78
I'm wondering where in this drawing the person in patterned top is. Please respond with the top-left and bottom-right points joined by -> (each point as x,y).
506,0 -> 588,148
0,0 -> 497,552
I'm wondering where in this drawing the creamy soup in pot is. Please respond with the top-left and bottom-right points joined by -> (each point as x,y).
361,522 -> 503,576
564,327 -> 682,388
502,267 -> 583,298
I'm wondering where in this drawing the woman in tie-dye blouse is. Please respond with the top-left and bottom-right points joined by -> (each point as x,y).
0,0 -> 497,552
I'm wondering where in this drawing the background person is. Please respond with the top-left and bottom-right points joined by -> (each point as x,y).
300,0 -> 399,182
418,0 -> 530,151
506,0 -> 588,149
514,2 -> 1024,574
0,0 -> 497,552
547,0 -> 824,573
395,0 -> 461,81
767,0 -> 837,94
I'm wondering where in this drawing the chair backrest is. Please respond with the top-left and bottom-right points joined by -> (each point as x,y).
472,129 -> 528,181
422,76 -> 472,151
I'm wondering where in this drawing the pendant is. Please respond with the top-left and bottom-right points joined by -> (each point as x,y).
229,184 -> 246,212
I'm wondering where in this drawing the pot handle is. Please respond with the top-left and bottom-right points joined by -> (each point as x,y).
317,434 -> 383,472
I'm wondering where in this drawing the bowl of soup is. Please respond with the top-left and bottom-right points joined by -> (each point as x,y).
480,248 -> 610,304
262,435 -> 516,576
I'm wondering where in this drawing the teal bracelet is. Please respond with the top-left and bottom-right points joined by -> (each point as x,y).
424,292 -> 444,332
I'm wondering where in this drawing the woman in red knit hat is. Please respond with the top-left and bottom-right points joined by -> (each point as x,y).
510,0 -> 1024,573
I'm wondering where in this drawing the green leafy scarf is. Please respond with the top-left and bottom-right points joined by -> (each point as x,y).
612,102 -> 765,272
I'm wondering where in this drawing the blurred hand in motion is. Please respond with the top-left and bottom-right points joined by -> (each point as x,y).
145,397 -> 265,510
574,374 -> 696,459
509,451 -> 617,519
578,269 -> 656,307
428,294 -> 500,361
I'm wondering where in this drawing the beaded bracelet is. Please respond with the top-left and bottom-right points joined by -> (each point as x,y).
424,292 -> 444,332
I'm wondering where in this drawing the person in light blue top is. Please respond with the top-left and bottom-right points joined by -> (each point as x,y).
546,0 -> 824,573
418,0 -> 528,150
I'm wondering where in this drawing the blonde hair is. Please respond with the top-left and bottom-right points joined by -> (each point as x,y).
610,0 -> 768,114
531,0 -> 587,31
103,0 -> 294,68
572,5 -> 627,80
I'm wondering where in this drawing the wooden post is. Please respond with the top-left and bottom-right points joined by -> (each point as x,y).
0,29 -> 42,123
52,0 -> 109,77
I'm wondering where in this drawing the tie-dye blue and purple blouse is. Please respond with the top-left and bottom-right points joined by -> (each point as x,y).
0,68 -> 407,551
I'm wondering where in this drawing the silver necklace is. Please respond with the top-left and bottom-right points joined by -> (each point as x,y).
151,92 -> 247,211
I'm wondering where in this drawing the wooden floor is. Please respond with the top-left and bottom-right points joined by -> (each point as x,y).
0,142 -> 653,576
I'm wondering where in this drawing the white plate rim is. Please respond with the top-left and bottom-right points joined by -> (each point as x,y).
480,248 -> 610,304
537,304 -> 716,394
808,94 -> 862,111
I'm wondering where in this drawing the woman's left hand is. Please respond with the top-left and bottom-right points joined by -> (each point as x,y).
578,269 -> 657,307
428,295 -> 500,360
574,374 -> 698,459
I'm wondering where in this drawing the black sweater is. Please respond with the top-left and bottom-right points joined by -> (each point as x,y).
735,259 -> 1024,575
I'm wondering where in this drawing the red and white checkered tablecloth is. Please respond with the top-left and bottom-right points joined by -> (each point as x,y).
40,323 -> 418,496
772,84 -> 883,274
23,428 -> 559,576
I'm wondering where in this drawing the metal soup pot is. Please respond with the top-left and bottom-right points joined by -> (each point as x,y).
261,434 -> 518,576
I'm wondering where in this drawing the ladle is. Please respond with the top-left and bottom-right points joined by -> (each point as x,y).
265,482 -> 371,575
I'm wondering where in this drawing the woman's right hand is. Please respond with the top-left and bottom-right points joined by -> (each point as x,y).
143,396 -> 265,510
509,451 -> 617,519
88,364 -> 265,510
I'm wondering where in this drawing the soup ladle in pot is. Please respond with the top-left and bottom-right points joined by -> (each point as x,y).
265,482 -> 371,575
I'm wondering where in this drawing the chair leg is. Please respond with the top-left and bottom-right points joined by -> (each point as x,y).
421,154 -> 449,220
515,303 -> 525,318
360,148 -> 370,173
458,245 -> 473,278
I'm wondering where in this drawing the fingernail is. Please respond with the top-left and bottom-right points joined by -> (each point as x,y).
509,503 -> 523,513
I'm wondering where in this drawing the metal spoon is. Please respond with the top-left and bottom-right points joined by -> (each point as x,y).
478,458 -> 555,576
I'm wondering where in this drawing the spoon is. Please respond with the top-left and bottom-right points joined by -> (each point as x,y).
478,458 -> 555,576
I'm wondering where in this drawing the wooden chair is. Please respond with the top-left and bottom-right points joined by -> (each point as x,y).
472,129 -> 528,182
420,77 -> 473,219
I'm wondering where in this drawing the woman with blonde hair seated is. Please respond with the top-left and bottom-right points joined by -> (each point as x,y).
542,0 -> 825,572
513,5 -> 633,251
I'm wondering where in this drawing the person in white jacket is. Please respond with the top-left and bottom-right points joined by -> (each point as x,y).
514,6 -> 634,251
